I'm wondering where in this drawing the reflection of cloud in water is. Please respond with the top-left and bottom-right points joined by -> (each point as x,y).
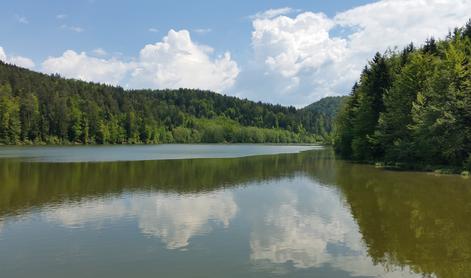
45,191 -> 237,249
250,179 -> 422,277
251,203 -> 343,268
45,199 -> 128,227
250,185 -> 352,269
133,193 -> 237,249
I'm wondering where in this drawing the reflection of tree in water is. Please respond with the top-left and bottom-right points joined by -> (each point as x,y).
333,162 -> 471,278
0,149 -> 332,217
2,147 -> 470,277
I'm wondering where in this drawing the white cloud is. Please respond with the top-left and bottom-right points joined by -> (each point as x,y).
42,50 -> 128,85
7,56 -> 35,69
8,0 -> 469,105
252,12 -> 346,78
56,14 -> 67,20
241,0 -> 471,106
91,48 -> 108,57
0,46 -> 35,68
39,29 -> 238,92
335,0 -> 471,55
252,7 -> 296,20
60,24 -> 84,33
15,14 -> 29,24
148,27 -> 159,33
129,29 -> 239,92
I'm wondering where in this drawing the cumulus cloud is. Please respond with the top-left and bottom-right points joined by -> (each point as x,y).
8,0 -> 469,105
335,0 -> 471,52
39,29 -> 238,92
251,7 -> 296,20
252,12 -> 347,78
129,29 -> 239,92
91,48 -> 108,57
240,0 -> 471,106
42,50 -> 128,85
0,46 -> 35,68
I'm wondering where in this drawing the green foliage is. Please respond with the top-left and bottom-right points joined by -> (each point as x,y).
0,83 -> 21,144
334,21 -> 471,170
301,96 -> 347,136
0,61 -> 338,144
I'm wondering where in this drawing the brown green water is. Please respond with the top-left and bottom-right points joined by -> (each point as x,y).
0,145 -> 470,277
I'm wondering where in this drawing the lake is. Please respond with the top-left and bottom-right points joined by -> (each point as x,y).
0,144 -> 470,278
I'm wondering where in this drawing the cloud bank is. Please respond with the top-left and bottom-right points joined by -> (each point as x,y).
128,30 -> 238,92
2,0 -> 471,106
42,50 -> 128,85
40,29 -> 239,92
0,46 -> 35,68
238,0 -> 471,106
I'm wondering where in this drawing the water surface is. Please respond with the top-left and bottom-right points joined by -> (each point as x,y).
0,144 -> 318,162
0,145 -> 470,278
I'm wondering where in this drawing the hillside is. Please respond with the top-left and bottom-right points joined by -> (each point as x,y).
301,96 -> 347,135
303,96 -> 346,118
0,62 -> 338,144
334,20 -> 471,171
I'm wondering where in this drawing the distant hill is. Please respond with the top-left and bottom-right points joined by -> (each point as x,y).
302,96 -> 347,119
298,96 -> 347,136
0,61 -> 334,144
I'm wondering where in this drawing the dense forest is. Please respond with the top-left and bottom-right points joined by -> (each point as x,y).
334,20 -> 471,171
0,61 -> 340,145
301,96 -> 347,137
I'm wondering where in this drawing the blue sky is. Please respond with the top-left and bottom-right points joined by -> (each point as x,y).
1,0 -> 470,106
1,0 -> 373,61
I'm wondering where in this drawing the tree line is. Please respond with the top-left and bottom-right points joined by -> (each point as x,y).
334,20 -> 471,171
0,61 -> 340,145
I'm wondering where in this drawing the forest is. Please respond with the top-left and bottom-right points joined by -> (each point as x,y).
0,61 -> 340,145
334,20 -> 471,171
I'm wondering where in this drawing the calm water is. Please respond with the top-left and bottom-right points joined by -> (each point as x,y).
0,145 -> 470,278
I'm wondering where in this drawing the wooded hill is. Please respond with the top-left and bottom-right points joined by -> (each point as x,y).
334,20 -> 471,171
0,61 -> 340,144
301,96 -> 347,136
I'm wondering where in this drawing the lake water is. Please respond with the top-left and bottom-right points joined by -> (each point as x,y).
0,144 -> 470,278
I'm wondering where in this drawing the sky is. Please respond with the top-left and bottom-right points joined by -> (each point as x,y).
1,0 -> 470,107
